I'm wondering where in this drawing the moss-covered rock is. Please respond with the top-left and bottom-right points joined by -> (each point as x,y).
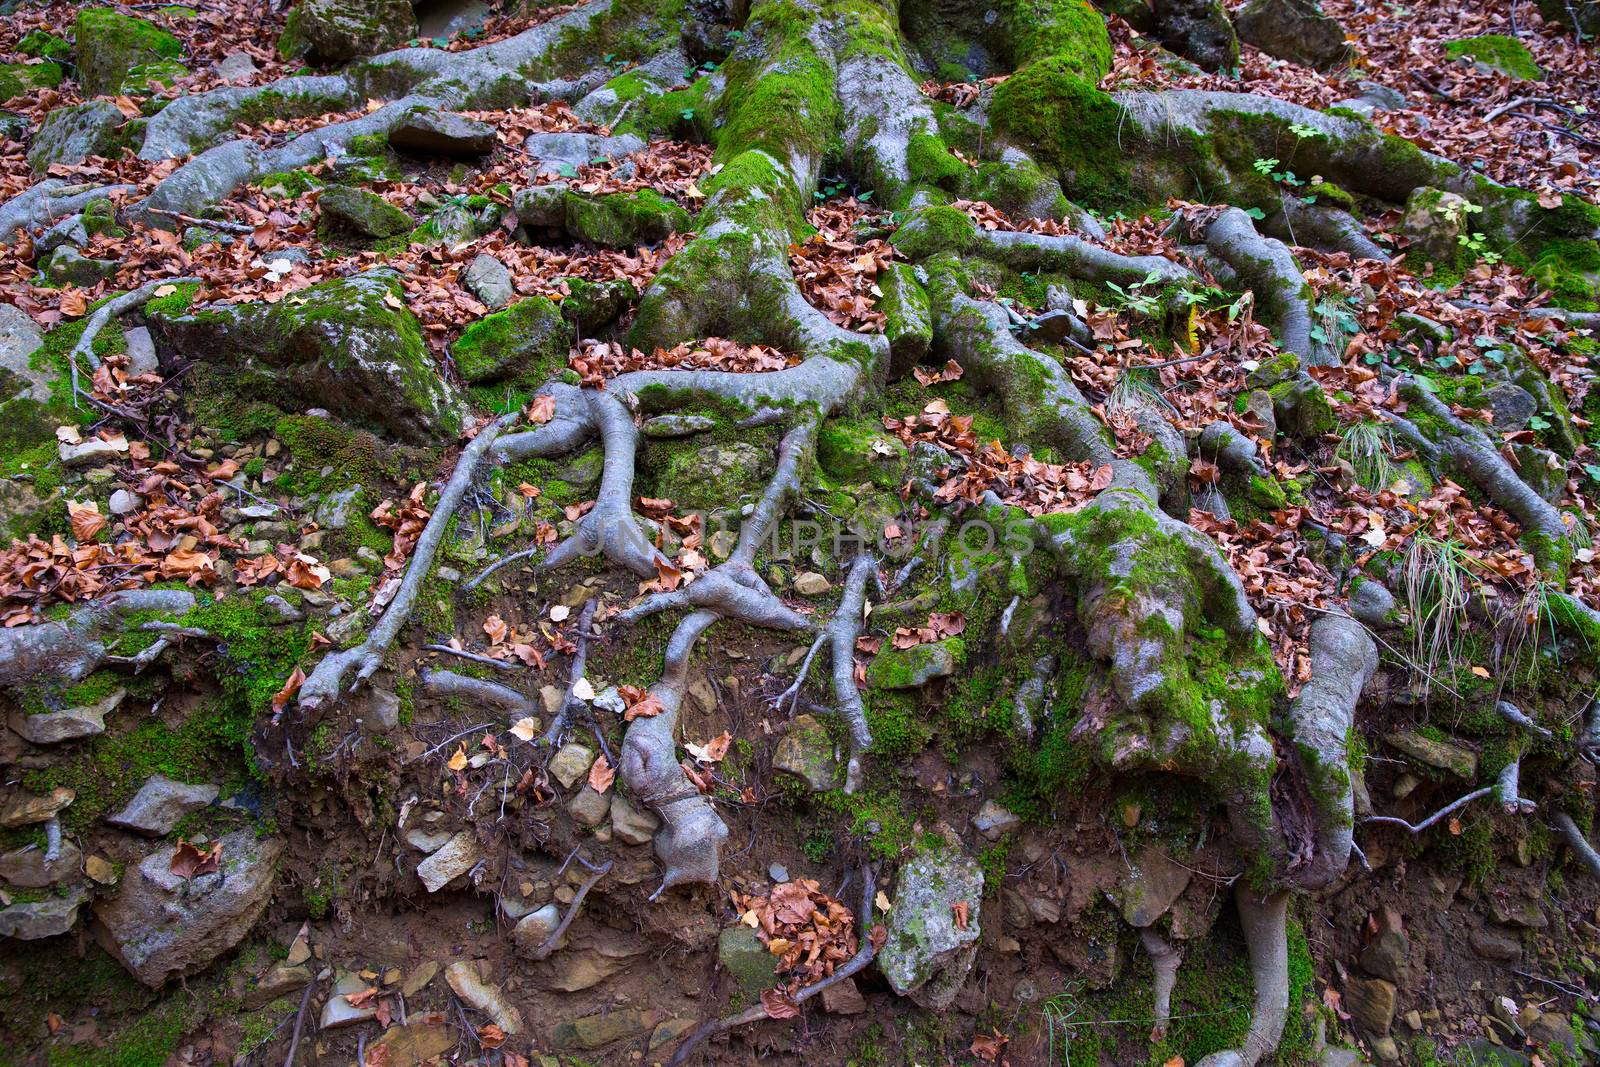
1530,238 -> 1600,312
989,61 -> 1129,209
564,188 -> 691,248
866,639 -> 965,689
278,0 -> 416,67
451,297 -> 567,383
147,272 -> 464,444
73,9 -> 184,97
0,61 -> 63,104
18,30 -> 73,62
1445,34 -> 1542,81
818,420 -> 909,489
879,263 -> 933,377
317,186 -> 412,239
26,100 -> 125,173
559,277 -> 638,332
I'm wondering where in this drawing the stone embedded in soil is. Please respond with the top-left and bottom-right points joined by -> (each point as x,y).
545,948 -> 627,992
1344,975 -> 1398,1035
1383,729 -> 1478,779
401,960 -> 440,997
445,960 -> 523,1034
552,1008 -> 659,1050
642,414 -> 717,439
865,639 -> 961,689
973,800 -> 1021,841
1469,924 -> 1523,961
1527,1012 -> 1578,1056
0,787 -> 74,827
772,714 -> 843,792
512,903 -> 562,957
717,925 -> 779,1001
93,829 -> 283,985
318,186 -> 413,239
1489,892 -> 1547,929
548,743 -> 596,790
0,885 -> 90,940
320,969 -> 379,1029
609,793 -> 659,846
403,825 -> 455,853
243,963 -> 311,1009
367,1019 -> 457,1067
390,110 -> 498,158
566,786 -> 611,828
415,831 -> 481,892
462,253 -> 514,310
106,775 -> 219,836
1115,847 -> 1192,928
879,843 -> 983,1010
1360,928 -> 1410,983
792,571 -> 831,596
649,1017 -> 696,1050
0,839 -> 82,887
58,436 -> 128,468
821,976 -> 867,1015
9,687 -> 124,744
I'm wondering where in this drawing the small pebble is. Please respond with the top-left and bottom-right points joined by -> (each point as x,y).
769,863 -> 789,883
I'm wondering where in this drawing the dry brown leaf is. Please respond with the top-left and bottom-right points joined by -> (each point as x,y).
588,753 -> 615,793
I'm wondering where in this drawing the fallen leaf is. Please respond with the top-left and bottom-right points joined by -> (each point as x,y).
761,988 -> 800,1019
509,717 -> 539,742
952,900 -> 970,930
169,839 -> 222,880
588,753 -> 615,793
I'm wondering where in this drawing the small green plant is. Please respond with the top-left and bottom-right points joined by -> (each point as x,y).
1337,421 -> 1399,492
1288,122 -> 1325,140
1402,532 -> 1483,697
1103,269 -> 1166,317
1038,988 -> 1083,1065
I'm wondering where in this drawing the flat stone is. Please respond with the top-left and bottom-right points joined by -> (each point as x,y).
123,325 -> 158,376
108,488 -> 141,515
552,1008 -> 657,1050
642,414 -> 716,438
391,110 -> 497,157
0,839 -> 82,888
545,948 -> 626,992
523,132 -> 644,175
513,182 -> 568,228
1345,975 -> 1397,1035
320,969 -> 378,1030
214,51 -> 258,81
973,800 -> 1021,841
59,436 -> 128,468
0,787 -> 74,827
463,253 -> 514,309
0,885 -> 90,940
401,960 -> 440,997
566,786 -> 611,828
362,687 -> 401,734
1116,847 -> 1192,928
314,484 -> 362,529
649,1017 -> 696,1050
1527,1012 -> 1578,1056
772,714 -> 842,792
243,962 -> 311,1009
821,975 -> 867,1014
865,638 -> 961,689
1469,924 -> 1522,961
403,825 -> 455,853
106,775 -> 219,836
445,960 -> 523,1034
718,925 -> 779,1000
10,687 -> 124,744
415,831 -> 480,892
609,793 -> 659,845
548,743 -> 595,789
511,903 -> 562,956
879,843 -> 983,1010
1384,729 -> 1477,779
793,571 -> 831,596
1489,892 -> 1546,929
367,1019 -> 457,1067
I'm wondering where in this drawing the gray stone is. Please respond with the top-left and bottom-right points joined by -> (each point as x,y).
1349,578 -> 1396,627
213,51 -> 258,81
281,0 -> 416,66
609,793 -> 659,845
769,862 -> 789,882
717,925 -> 779,1000
1384,729 -> 1477,778
106,489 -> 139,516
973,800 -> 1021,841
1485,383 -> 1539,430
0,303 -> 45,403
566,786 -> 611,828
0,839 -> 82,888
0,885 -> 90,940
1401,187 -> 1471,265
10,687 -> 124,744
36,215 -> 88,255
319,186 -> 412,239
314,484 -> 362,529
42,246 -> 117,286
879,843 -> 983,1009
511,903 -> 562,956
106,775 -> 219,836
1344,976 -> 1397,1035
463,253 -> 514,310
865,638 -> 961,689
559,277 -> 637,331
513,182 -> 569,229
642,414 -> 717,438
772,714 -> 842,792
548,743 -> 596,790
0,787 -> 75,827
261,594 -> 304,622
27,100 -> 124,172
1116,847 -> 1192,927
59,436 -> 128,467
403,826 -> 455,853
417,203 -> 479,247
1469,924 -> 1522,961
524,132 -> 644,177
320,969 -> 378,1029
1235,0 -> 1352,71
93,830 -> 283,985
391,110 -> 498,158
363,687 -> 401,733
445,960 -> 523,1034
415,831 -> 480,892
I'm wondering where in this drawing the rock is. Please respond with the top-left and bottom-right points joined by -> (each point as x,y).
1152,0 -> 1239,72
865,638 -> 962,689
366,1019 -> 455,1067
93,830 -> 284,985
792,571 -> 832,596
566,786 -> 611,828
1383,729 -> 1477,778
26,100 -> 124,172
973,800 -> 1021,841
74,8 -> 184,96
559,276 -> 637,330
59,435 -> 128,467
1400,187 -> 1472,266
879,843 -> 983,1009
415,831 -> 480,892
1469,924 -> 1522,961
445,959 -> 523,1034
511,903 -> 562,956
1488,892 -> 1546,929
524,132 -> 645,176
642,414 -> 717,438
545,948 -> 627,992
1360,929 -> 1410,983
318,186 -> 412,239
1369,1037 -> 1400,1063
42,246 -> 117,286
1484,383 -> 1539,430
450,296 -> 567,383
1115,847 -> 1192,927
243,962 -> 311,1009
0,787 -> 74,827
609,793 -> 659,845
1446,34 -> 1543,80
279,0 -> 416,67
0,885 -> 90,940
650,1017 -> 697,1050
148,272 -> 465,445
513,182 -> 569,229
0,839 -> 82,887
772,714 -> 842,792
565,189 -> 691,248
0,62 -> 63,108
362,687 -> 401,733
1349,579 -> 1396,628
821,976 -> 867,1014
718,925 -> 779,1000
646,441 -> 766,510
1526,1012 -> 1578,1055
401,960 -> 439,996
0,303 -> 45,402
9,687 -> 124,744
213,51 -> 258,81
1234,0 -> 1352,71
320,969 -> 379,1029
552,1008 -> 656,1050
1344,976 -> 1397,1035
106,775 -> 219,836
390,109 -> 498,158
463,253 -> 514,309
314,485 -> 362,529
107,490 -> 141,518
548,743 -> 596,789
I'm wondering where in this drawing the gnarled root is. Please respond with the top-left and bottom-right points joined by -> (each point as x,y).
0,589 -> 197,690
1196,208 -> 1320,364
621,610 -> 728,895
1553,813 -> 1600,879
541,390 -> 666,578
299,412 -> 518,710
1141,928 -> 1184,1042
1196,888 -> 1290,1067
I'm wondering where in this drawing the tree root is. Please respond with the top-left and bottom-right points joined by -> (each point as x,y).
1196,208 -> 1320,364
421,669 -> 537,717
68,277 -> 202,403
826,555 -> 878,793
1363,759 -> 1533,833
1553,813 -> 1600,878
1195,888 -> 1289,1067
528,850 -> 612,961
0,180 -> 136,244
667,864 -> 877,1066
299,412 -> 519,711
1496,699 -> 1552,739
539,599 -> 599,751
540,391 -> 666,578
1141,928 -> 1183,1042
0,589 -> 197,690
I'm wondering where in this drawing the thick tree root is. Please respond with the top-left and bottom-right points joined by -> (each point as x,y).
0,589 -> 196,690
1196,888 -> 1289,1067
421,669 -> 537,717
0,180 -> 136,244
826,555 -> 878,793
1141,928 -> 1183,1041
299,412 -> 518,710
1553,813 -> 1600,878
540,391 -> 666,578
1198,208 -> 1319,364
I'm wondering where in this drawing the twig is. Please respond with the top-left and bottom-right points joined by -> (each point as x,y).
146,208 -> 254,234
1484,97 -> 1531,123
282,973 -> 316,1067
464,546 -> 540,591
405,722 -> 493,765
423,644 -> 521,671
1407,70 -> 1460,103
1363,761 -> 1531,833
528,855 -> 612,960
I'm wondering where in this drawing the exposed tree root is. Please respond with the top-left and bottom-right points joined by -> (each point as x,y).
1141,928 -> 1184,1042
1196,208 -> 1319,364
826,555 -> 878,793
0,180 -> 136,244
420,669 -> 537,718
540,391 -> 666,578
527,850 -> 612,961
539,599 -> 599,752
1553,813 -> 1600,878
0,589 -> 196,690
1195,888 -> 1289,1067
1363,759 -> 1533,833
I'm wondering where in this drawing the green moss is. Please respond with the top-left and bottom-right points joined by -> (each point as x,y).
989,61 -> 1130,210
18,30 -> 73,61
905,132 -> 968,190
73,8 -> 184,97
1530,238 -> 1600,311
1444,34 -> 1542,80
817,419 -> 909,488
564,187 -> 690,248
711,0 -> 837,171
1003,0 -> 1114,78
0,61 -> 63,103
890,205 -> 978,260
